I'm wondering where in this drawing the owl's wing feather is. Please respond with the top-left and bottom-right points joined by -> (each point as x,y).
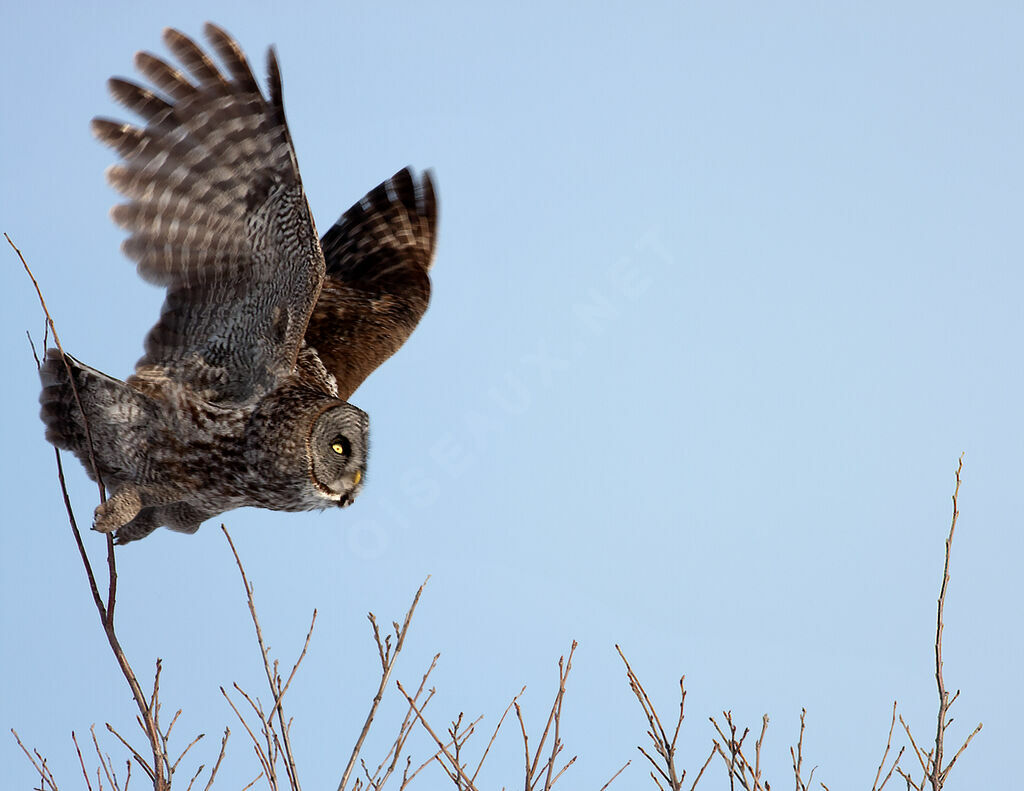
305,168 -> 438,400
94,23 -> 324,404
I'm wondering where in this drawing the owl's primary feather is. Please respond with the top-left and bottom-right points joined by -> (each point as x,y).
39,23 -> 438,543
312,168 -> 437,399
94,23 -> 323,403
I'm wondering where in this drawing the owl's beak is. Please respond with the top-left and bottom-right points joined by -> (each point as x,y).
336,470 -> 364,508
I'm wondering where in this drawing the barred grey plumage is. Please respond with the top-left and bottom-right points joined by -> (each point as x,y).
38,23 -> 438,543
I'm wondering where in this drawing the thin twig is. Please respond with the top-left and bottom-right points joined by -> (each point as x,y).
515,700 -> 531,787
202,728 -> 231,791
598,760 -> 631,791
11,729 -> 60,791
471,687 -> 525,785
542,642 -> 576,791
220,687 -> 273,784
617,646 -> 685,789
91,725 -> 118,791
8,232 -> 106,499
106,724 -> 154,782
871,702 -> 904,791
170,731 -> 205,773
689,746 -> 716,791
184,763 -> 205,791
754,714 -> 767,789
222,526 -> 302,791
396,680 -> 478,789
402,712 -> 466,788
337,578 -> 430,791
371,654 -> 441,788
899,714 -> 929,778
240,772 -> 266,791
72,731 -> 94,791
267,611 -> 318,725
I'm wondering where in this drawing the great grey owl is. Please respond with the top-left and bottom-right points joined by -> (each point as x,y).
39,23 -> 438,543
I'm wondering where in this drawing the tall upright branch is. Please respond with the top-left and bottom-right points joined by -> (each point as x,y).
897,456 -> 981,791
928,455 -> 982,790
12,234 -> 170,788
930,459 -> 960,783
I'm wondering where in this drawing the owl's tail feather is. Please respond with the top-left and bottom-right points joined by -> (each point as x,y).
38,349 -> 146,483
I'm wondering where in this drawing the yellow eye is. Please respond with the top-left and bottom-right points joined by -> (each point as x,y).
332,442 -> 346,455
354,470 -> 362,485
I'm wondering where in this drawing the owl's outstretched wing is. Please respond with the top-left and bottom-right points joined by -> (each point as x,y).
305,168 -> 438,400
93,24 -> 324,404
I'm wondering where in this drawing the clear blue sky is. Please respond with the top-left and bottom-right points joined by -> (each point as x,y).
2,2 -> 1021,788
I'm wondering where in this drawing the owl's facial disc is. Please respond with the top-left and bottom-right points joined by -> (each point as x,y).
309,403 -> 368,507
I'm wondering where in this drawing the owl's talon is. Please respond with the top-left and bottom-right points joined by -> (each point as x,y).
92,510 -> 121,534
93,489 -> 143,534
92,506 -> 117,534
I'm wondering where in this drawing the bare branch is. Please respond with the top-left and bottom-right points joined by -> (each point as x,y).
220,686 -> 274,785
184,763 -> 205,791
396,680 -> 478,789
11,729 -> 60,791
689,746 -> 715,791
90,725 -> 119,791
106,723 -> 155,782
223,525 -> 304,790
201,728 -> 231,791
941,721 -> 982,782
8,232 -> 106,499
337,578 -> 430,791
170,731 -> 205,774
617,646 -> 686,789
598,760 -> 631,791
898,456 -> 984,791
14,237 -> 174,788
263,609 -> 317,729
871,702 -> 904,791
470,686 -> 524,785
241,772 -> 266,791
369,655 -> 441,789
72,731 -> 94,791
541,642 -> 576,791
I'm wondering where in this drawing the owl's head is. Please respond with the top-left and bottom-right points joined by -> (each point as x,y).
308,403 -> 369,507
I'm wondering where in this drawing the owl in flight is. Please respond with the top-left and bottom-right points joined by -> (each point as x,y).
39,23 -> 438,543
